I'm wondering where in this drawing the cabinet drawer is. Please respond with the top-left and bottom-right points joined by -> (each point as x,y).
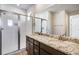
29,38 -> 33,43
28,49 -> 33,55
34,45 -> 39,50
33,45 -> 39,55
34,49 -> 39,55
40,43 -> 66,55
28,43 -> 33,55
26,41 -> 30,50
34,40 -> 39,46
26,36 -> 33,43
26,36 -> 30,41
40,49 -> 49,55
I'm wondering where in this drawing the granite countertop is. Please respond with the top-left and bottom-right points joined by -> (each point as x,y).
26,34 -> 79,55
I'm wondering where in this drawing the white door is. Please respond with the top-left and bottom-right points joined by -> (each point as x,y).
1,12 -> 18,54
70,15 -> 79,37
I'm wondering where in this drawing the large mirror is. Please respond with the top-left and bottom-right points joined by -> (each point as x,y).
34,17 -> 47,33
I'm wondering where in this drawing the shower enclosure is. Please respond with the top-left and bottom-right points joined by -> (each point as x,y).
0,10 -> 47,55
0,10 -> 27,55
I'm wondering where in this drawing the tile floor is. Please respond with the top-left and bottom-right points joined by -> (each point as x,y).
7,48 -> 27,55
15,50 -> 27,55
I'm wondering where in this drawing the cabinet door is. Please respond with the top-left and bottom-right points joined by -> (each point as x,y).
34,40 -> 39,46
33,40 -> 40,55
26,36 -> 29,51
40,43 -> 66,55
26,40 -> 29,51
29,42 -> 33,55
40,43 -> 52,54
26,40 -> 30,54
33,45 -> 39,55
26,36 -> 34,55
40,49 -> 49,55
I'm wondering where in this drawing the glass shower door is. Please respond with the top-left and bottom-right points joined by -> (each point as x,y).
1,12 -> 18,54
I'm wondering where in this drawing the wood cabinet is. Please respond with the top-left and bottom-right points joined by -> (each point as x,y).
40,43 -> 66,55
33,40 -> 40,55
33,45 -> 39,55
26,36 -> 67,55
26,36 -> 34,55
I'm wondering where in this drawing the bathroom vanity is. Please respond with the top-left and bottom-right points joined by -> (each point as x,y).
26,34 -> 67,55
26,34 -> 79,55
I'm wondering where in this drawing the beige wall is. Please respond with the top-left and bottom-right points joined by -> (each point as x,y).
51,10 -> 68,35
47,12 -> 54,34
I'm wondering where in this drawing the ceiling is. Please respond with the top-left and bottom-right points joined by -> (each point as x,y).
35,4 -> 54,13
18,4 -> 34,10
48,4 -> 79,13
7,4 -> 34,10
2,4 -> 79,14
29,4 -> 79,14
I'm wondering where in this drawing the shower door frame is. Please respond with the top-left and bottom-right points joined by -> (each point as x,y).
0,11 -> 22,55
